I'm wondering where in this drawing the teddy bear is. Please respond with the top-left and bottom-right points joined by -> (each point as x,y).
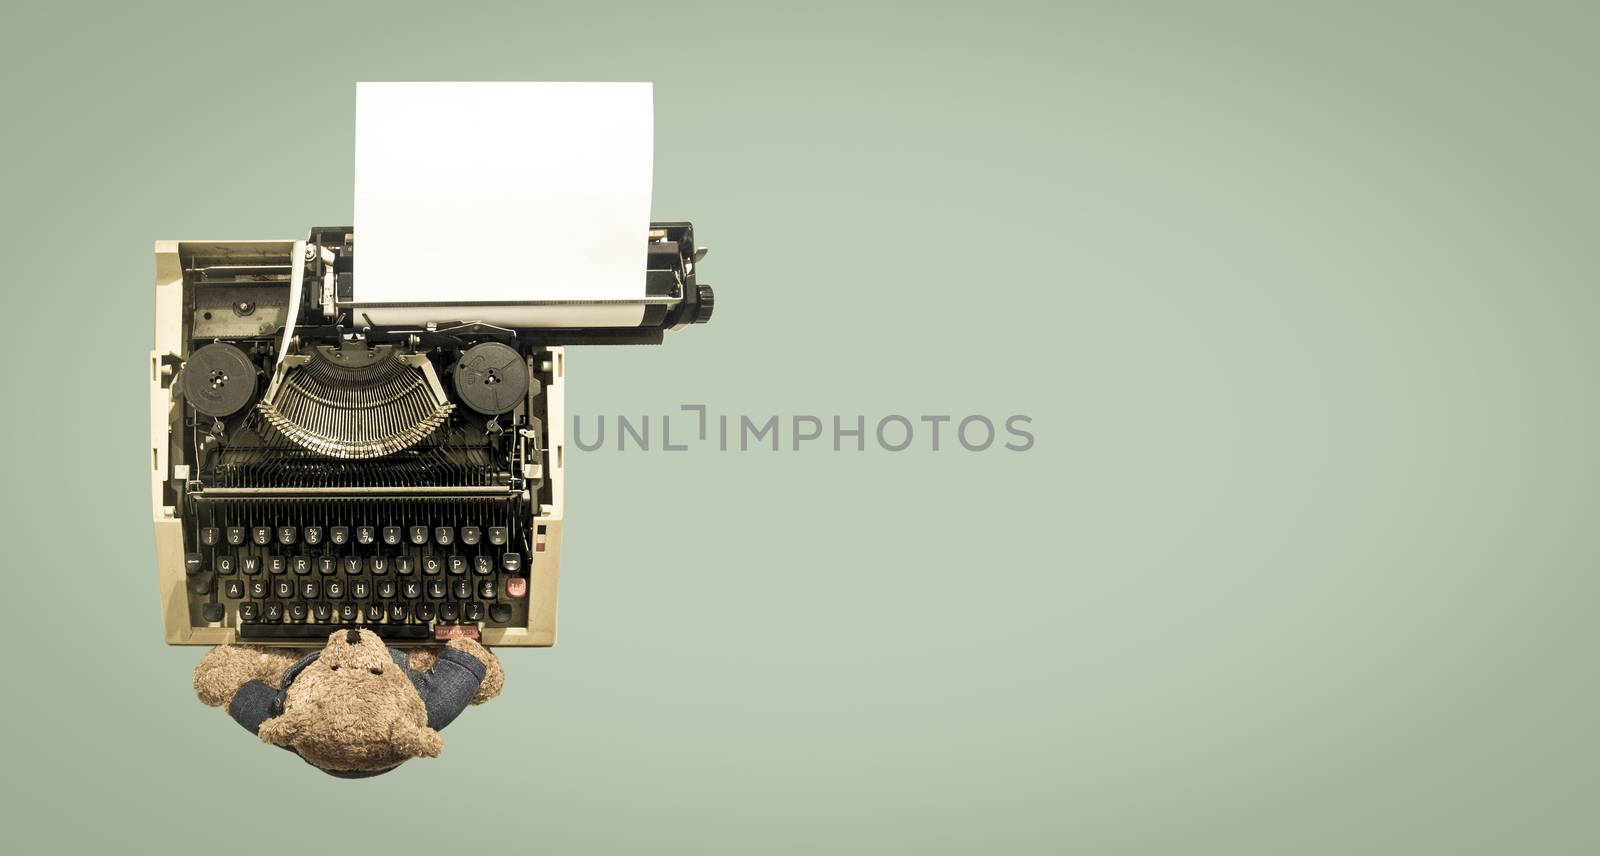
194,627 -> 505,777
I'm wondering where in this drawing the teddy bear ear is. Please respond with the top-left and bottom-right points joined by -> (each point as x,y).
257,709 -> 306,747
393,723 -> 444,758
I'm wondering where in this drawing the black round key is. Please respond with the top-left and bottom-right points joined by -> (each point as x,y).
227,527 -> 246,546
502,553 -> 522,573
435,526 -> 454,546
340,603 -> 358,622
201,603 -> 225,623
409,526 -> 429,545
416,603 -> 436,622
288,602 -> 308,621
200,527 -> 220,546
319,557 -> 337,575
240,602 -> 259,621
357,526 -> 376,545
377,580 -> 396,599
460,526 -> 481,546
274,580 -> 293,599
474,556 -> 493,576
488,527 -> 508,546
382,526 -> 402,546
489,604 -> 512,624
427,580 -> 447,599
423,556 -> 442,575
300,580 -> 320,599
365,604 -> 384,623
278,526 -> 297,545
463,602 -> 484,622
252,526 -> 272,546
313,602 -> 332,622
224,580 -> 244,599
478,579 -> 496,599
329,526 -> 350,546
448,556 -> 467,575
303,526 -> 324,545
452,579 -> 471,600
439,602 -> 459,622
194,576 -> 214,595
185,553 -> 204,575
388,602 -> 408,622
327,580 -> 344,599
293,557 -> 312,575
263,603 -> 282,622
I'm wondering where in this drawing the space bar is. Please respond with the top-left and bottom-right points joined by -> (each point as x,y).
238,623 -> 431,641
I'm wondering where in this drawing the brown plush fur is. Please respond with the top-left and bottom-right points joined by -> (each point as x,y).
194,629 -> 503,773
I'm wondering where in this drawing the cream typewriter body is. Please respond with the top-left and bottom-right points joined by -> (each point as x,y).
151,225 -> 712,645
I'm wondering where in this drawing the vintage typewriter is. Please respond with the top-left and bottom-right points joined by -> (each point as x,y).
149,224 -> 712,645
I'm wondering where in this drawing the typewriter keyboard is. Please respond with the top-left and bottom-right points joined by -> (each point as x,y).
185,501 -> 533,641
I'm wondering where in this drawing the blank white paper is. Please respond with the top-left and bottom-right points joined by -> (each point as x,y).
353,81 -> 653,326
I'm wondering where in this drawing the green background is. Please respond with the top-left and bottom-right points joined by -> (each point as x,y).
2,1 -> 1596,852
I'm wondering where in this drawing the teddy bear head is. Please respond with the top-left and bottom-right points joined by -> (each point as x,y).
256,628 -> 443,774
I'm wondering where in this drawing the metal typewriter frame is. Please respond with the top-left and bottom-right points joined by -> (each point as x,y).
150,239 -> 565,646
152,226 -> 709,646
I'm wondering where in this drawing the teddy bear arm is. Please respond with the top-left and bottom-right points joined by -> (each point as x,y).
444,638 -> 504,704
193,645 -> 306,708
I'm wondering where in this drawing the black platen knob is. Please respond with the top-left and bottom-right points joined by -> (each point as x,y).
693,284 -> 715,324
